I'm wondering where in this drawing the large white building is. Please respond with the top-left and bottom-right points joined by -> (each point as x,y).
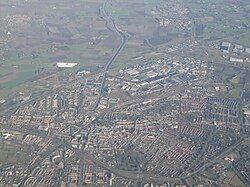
56,62 -> 78,68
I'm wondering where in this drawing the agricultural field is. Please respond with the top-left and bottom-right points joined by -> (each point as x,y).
184,0 -> 250,40
0,0 -> 167,98
211,63 -> 249,98
0,0 -> 113,95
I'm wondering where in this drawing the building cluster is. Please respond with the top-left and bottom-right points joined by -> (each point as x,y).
178,93 -> 242,128
1,43 -> 245,183
0,165 -> 25,187
3,14 -> 31,26
203,97 -> 242,126
107,54 -> 207,99
7,52 -> 208,128
24,167 -> 57,187
219,41 -> 250,63
151,0 -> 190,31
84,94 -> 242,178
63,158 -> 112,187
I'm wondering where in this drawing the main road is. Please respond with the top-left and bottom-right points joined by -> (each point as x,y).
102,1 -> 129,71
94,0 -> 129,110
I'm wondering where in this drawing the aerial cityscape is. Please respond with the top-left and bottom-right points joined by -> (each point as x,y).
0,0 -> 250,186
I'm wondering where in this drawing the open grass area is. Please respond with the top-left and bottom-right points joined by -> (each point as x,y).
0,143 -> 29,164
212,63 -> 248,98
232,32 -> 250,46
202,168 -> 218,180
2,71 -> 35,88
224,171 -> 246,187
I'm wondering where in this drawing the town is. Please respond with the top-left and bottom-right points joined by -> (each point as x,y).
0,0 -> 250,186
0,44 -> 249,186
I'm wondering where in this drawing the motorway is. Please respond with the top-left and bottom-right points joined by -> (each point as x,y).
94,0 -> 129,110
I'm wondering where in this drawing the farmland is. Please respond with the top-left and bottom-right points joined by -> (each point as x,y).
0,0 -> 168,99
0,0 -> 114,95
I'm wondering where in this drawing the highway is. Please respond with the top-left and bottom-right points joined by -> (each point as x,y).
93,0 -> 129,110
102,0 -> 129,71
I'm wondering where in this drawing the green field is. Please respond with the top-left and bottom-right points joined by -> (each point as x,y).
0,143 -> 29,164
212,62 -> 248,98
